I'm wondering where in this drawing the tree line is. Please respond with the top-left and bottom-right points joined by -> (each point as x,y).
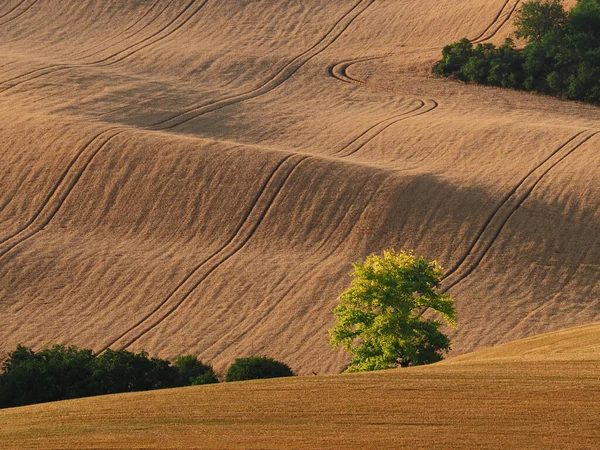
0,345 -> 293,409
434,0 -> 600,104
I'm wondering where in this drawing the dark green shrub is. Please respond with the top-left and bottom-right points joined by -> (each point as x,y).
0,345 -> 218,409
91,349 -> 178,395
0,345 -> 96,408
173,354 -> 218,386
514,0 -> 567,42
434,0 -> 600,105
434,38 -> 474,78
225,356 -> 294,382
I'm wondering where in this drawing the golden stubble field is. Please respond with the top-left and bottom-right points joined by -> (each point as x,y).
0,0 -> 598,374
1,323 -> 599,449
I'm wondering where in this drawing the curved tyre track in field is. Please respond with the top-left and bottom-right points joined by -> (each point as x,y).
148,0 -> 375,130
104,154 -> 311,351
0,0 -> 206,95
0,0 -> 38,27
440,130 -> 599,293
0,0 -> 30,21
0,0 -> 374,352
470,0 -> 520,43
329,57 -> 439,157
334,100 -> 438,158
329,53 -> 596,311
68,0 -> 167,60
199,171 -> 392,358
0,128 -> 126,260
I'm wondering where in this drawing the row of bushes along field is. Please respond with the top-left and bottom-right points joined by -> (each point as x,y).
0,345 -> 293,409
434,0 -> 600,104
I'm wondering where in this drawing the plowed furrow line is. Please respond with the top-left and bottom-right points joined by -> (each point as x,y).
201,172 -> 390,356
0,128 -> 125,261
472,0 -> 520,44
0,0 -> 37,26
441,130 -> 598,293
329,57 -> 439,157
69,0 -> 166,60
0,0 -> 205,95
470,0 -> 512,42
336,101 -> 441,158
148,0 -> 375,130
0,0 -> 28,20
104,154 -> 310,351
328,55 -> 390,89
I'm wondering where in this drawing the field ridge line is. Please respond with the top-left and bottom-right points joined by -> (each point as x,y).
147,0 -> 375,130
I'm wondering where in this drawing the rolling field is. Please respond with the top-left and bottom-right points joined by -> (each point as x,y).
1,323 -> 599,449
0,0 -> 598,379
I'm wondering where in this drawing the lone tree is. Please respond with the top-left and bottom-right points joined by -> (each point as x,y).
329,250 -> 456,372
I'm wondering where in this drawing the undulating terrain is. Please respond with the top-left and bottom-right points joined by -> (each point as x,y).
1,323 -> 599,448
0,0 -> 598,378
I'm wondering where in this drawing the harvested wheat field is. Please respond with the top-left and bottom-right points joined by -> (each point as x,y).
1,323 -> 599,449
0,0 -> 599,374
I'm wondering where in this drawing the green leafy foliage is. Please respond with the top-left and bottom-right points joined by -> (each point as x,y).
514,0 -> 567,42
0,345 -> 217,409
224,356 -> 294,382
173,354 -> 218,386
434,0 -> 600,104
329,250 -> 456,372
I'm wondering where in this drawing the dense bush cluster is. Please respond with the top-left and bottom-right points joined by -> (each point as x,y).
0,345 -> 295,409
225,356 -> 295,382
434,0 -> 600,104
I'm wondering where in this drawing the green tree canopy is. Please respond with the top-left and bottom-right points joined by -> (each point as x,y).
173,354 -> 218,385
329,250 -> 456,372
224,356 -> 294,382
0,345 -> 218,409
514,0 -> 568,42
434,0 -> 600,104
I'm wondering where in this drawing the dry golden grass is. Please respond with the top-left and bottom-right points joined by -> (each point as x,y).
0,0 -> 598,376
1,323 -> 599,449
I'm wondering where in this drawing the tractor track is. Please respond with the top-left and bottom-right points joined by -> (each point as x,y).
200,171 -> 391,356
0,0 -> 38,27
147,0 -> 375,130
103,154 -> 311,351
440,130 -> 599,293
472,0 -> 521,44
68,0 -> 167,60
0,0 -> 206,95
0,0 -> 29,21
0,128 -> 126,261
328,57 -> 439,158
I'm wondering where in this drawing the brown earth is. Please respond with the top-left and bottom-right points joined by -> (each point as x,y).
1,322 -> 599,449
0,0 -> 598,376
